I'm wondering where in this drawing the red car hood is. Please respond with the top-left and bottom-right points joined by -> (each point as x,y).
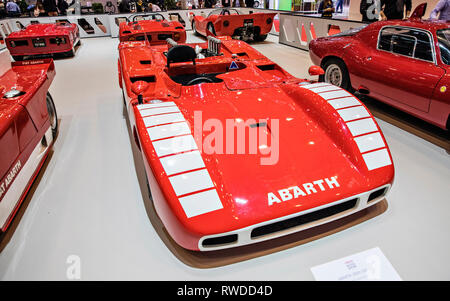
123,20 -> 181,33
134,82 -> 394,237
8,23 -> 75,38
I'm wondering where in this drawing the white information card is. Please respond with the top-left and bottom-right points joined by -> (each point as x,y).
311,247 -> 402,281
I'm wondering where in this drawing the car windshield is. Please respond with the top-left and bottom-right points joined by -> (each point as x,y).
331,24 -> 368,37
132,13 -> 165,22
437,29 -> 450,65
208,8 -> 240,17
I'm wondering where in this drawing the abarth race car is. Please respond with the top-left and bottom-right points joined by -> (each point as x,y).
117,36 -> 394,251
192,8 -> 276,41
119,13 -> 186,44
0,52 -> 57,232
6,22 -> 80,61
309,3 -> 450,130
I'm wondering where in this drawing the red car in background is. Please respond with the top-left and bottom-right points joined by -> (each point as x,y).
6,22 -> 80,61
0,53 -> 57,232
309,4 -> 450,130
117,36 -> 394,251
119,13 -> 186,44
192,8 -> 276,41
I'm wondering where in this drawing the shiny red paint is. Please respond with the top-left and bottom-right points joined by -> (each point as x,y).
192,8 -> 275,41
309,19 -> 450,130
0,58 -> 56,231
119,16 -> 186,44
6,23 -> 79,59
118,38 -> 394,251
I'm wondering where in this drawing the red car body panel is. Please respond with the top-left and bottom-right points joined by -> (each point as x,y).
6,23 -> 79,58
309,19 -> 450,130
118,38 -> 394,251
119,18 -> 186,44
0,56 -> 56,231
193,9 -> 276,39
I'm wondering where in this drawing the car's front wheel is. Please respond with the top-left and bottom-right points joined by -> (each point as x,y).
254,34 -> 268,42
46,92 -> 58,139
321,58 -> 351,91
192,20 -> 199,36
207,23 -> 216,36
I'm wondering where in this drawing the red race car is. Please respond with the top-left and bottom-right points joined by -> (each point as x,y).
192,8 -> 276,41
6,22 -> 80,61
0,53 -> 57,232
119,13 -> 186,44
117,36 -> 394,251
309,3 -> 450,130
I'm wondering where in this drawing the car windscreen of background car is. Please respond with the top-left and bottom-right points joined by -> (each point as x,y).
331,24 -> 368,37
437,29 -> 450,65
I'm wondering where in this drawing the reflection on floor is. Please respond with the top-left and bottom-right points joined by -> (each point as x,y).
0,32 -> 449,281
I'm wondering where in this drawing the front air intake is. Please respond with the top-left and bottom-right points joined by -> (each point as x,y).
367,188 -> 387,203
251,198 -> 358,239
202,234 -> 238,248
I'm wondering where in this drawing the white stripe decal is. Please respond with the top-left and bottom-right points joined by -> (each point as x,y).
337,106 -> 370,122
319,89 -> 351,100
328,96 -> 361,110
300,82 -> 330,89
309,85 -> 340,93
307,85 -> 392,171
152,135 -> 198,157
178,189 -> 223,218
169,169 -> 214,196
362,149 -> 392,171
140,106 -> 180,117
143,112 -> 185,127
138,101 -> 175,109
354,132 -> 385,153
147,122 -> 191,141
160,150 -> 205,176
0,127 -> 52,229
346,118 -> 378,137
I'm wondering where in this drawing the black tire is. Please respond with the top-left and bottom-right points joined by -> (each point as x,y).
192,20 -> 199,36
65,47 -> 75,57
46,92 -> 58,139
254,34 -> 267,42
144,172 -> 153,201
321,58 -> 351,91
207,22 -> 216,36
12,55 -> 23,61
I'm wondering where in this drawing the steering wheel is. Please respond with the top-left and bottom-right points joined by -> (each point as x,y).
186,77 -> 214,85
221,9 -> 230,15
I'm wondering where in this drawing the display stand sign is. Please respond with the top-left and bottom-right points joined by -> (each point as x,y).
311,247 -> 402,281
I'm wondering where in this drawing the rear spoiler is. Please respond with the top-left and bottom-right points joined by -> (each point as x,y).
409,3 -> 427,20
12,58 -> 55,79
12,58 -> 54,69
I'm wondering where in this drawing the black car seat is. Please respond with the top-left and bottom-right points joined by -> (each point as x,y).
166,45 -> 196,68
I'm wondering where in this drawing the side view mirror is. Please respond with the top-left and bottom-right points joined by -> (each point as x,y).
131,81 -> 149,105
308,65 -> 325,76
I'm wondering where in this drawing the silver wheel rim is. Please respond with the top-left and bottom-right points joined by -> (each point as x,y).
325,64 -> 343,87
46,95 -> 57,131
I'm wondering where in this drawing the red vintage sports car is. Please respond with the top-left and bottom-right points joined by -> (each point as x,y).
6,22 -> 80,61
119,13 -> 186,44
192,8 -> 276,42
0,52 -> 57,232
117,37 -> 394,251
309,3 -> 450,130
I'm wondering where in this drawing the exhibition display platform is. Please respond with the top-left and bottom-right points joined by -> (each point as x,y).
0,33 -> 448,280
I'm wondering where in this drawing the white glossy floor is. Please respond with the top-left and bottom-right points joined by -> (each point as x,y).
0,33 -> 449,280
